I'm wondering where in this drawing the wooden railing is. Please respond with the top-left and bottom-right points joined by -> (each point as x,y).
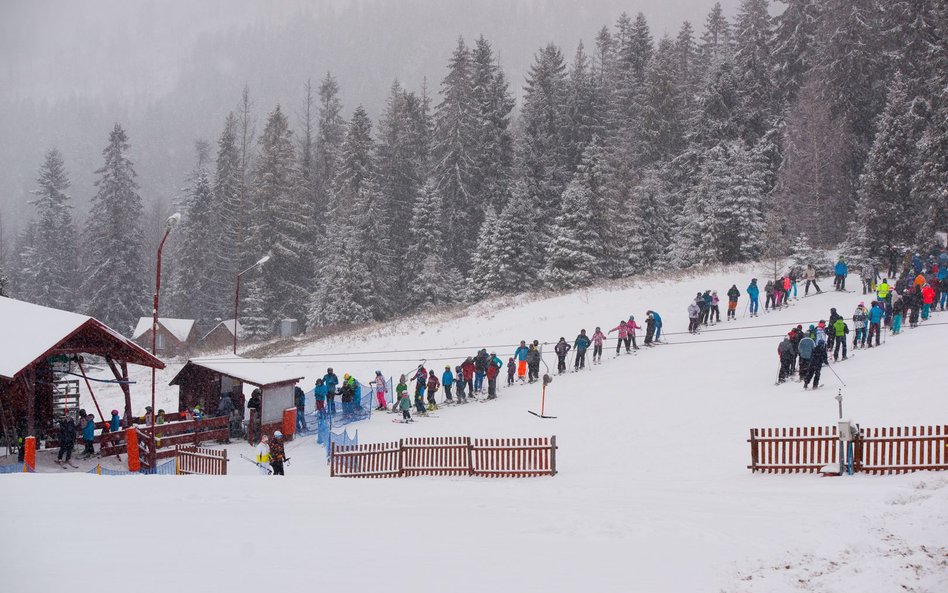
99,416 -> 227,459
748,425 -> 948,475
175,445 -> 228,475
331,436 -> 557,478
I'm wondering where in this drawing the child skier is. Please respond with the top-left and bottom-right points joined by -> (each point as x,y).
609,320 -> 629,354
627,316 -> 641,349
554,337 -> 571,374
591,327 -> 606,362
254,435 -> 270,475
426,370 -> 440,411
506,358 -> 516,386
441,366 -> 454,403
372,370 -> 388,411
396,376 -> 412,422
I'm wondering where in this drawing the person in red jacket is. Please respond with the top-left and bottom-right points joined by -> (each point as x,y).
921,283 -> 935,320
461,357 -> 476,400
485,353 -> 502,399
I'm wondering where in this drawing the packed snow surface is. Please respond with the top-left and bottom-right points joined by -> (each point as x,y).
3,266 -> 947,592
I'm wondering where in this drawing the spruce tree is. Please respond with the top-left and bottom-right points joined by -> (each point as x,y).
25,148 -> 78,309
471,36 -> 515,212
640,36 -> 686,165
733,0 -> 775,144
406,180 -> 457,309
698,2 -> 733,74
674,21 -> 701,116
627,168 -> 671,272
789,231 -> 831,274
82,124 -> 147,333
210,113 -> 243,317
543,180 -> 599,289
315,72 -> 346,224
491,184 -> 541,293
771,0 -> 821,105
854,73 -> 927,261
171,163 -> 215,324
469,206 -> 500,298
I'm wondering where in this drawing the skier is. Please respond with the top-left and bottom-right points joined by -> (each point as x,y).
397,377 -> 413,422
797,332 -> 815,383
372,370 -> 388,411
554,337 -> 571,374
891,295 -> 904,335
861,262 -> 878,294
777,337 -> 794,383
506,358 -> 515,386
323,368 -> 339,416
627,316 -> 641,349
764,279 -> 775,311
921,283 -> 935,320
747,280 -> 760,317
78,413 -> 95,459
573,330 -> 591,370
826,308 -> 842,353
804,264 -> 821,295
486,352 -> 502,399
831,317 -> 848,361
253,435 -> 270,475
608,320 -> 630,354
294,385 -> 307,431
473,350 -> 488,393
726,284 -> 740,320
514,340 -> 529,383
55,412 -> 77,467
788,325 -> 804,374
876,278 -> 891,304
834,256 -> 848,291
802,340 -> 827,390
644,313 -> 656,346
788,269 -> 799,300
852,304 -> 868,348
413,366 -> 428,415
314,379 -> 327,415
455,366 -> 467,401
426,370 -> 440,410
867,301 -> 883,346
591,326 -> 606,362
526,344 -> 541,383
700,291 -> 712,325
461,357 -> 476,398
441,366 -> 454,403
649,310 -> 663,342
709,292 -> 721,324
269,431 -> 286,476
687,301 -> 700,334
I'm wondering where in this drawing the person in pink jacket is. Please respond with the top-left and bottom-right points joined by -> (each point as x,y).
590,327 -> 606,364
626,315 -> 642,350
609,320 -> 630,354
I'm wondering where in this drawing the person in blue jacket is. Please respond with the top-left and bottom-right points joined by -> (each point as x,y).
911,253 -> 923,275
573,330 -> 591,369
323,368 -> 339,416
650,310 -> 663,341
834,257 -> 849,291
314,379 -> 328,415
441,365 -> 454,402
746,279 -> 760,317
81,413 -> 96,458
867,301 -> 884,347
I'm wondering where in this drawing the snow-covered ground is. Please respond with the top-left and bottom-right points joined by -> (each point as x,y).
3,265 -> 947,592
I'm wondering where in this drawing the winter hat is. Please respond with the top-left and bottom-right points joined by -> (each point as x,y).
111,410 -> 119,416
859,302 -> 864,307
445,365 -> 451,370
273,431 -> 282,439
809,325 -> 815,331
375,370 -> 382,375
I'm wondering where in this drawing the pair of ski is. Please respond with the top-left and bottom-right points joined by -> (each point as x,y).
240,454 -> 290,474
56,459 -> 79,469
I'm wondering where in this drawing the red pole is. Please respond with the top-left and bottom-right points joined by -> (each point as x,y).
233,273 -> 241,355
540,383 -> 546,417
152,227 -> 171,437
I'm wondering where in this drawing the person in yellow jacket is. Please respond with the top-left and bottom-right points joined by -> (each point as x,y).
254,435 -> 270,475
876,279 -> 890,303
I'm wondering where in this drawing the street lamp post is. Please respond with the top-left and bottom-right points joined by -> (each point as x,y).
151,213 -> 180,462
233,255 -> 270,354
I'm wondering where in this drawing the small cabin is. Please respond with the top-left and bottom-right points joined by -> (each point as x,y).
132,317 -> 198,358
199,319 -> 244,352
169,355 -> 303,438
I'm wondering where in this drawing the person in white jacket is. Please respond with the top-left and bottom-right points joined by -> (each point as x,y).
254,435 -> 270,475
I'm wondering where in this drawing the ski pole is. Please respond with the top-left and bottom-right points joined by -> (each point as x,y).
826,362 -> 847,387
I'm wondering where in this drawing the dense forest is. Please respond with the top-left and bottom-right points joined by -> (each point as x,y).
3,0 -> 946,338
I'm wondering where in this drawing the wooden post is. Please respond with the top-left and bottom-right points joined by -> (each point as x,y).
398,438 -> 404,477
105,357 -> 133,426
19,371 -> 35,437
126,428 -> 140,472
550,435 -> 557,476
466,437 -> 474,476
749,429 -> 759,472
330,442 -> 335,477
23,436 -> 36,471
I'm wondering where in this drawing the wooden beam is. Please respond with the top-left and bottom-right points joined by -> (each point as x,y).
106,357 -> 133,425
18,370 -> 35,436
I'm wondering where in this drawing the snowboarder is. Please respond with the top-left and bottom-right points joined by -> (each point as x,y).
591,326 -> 606,362
573,330 -> 591,369
726,285 -> 740,320
554,337 -> 571,374
269,431 -> 286,476
747,280 -> 760,317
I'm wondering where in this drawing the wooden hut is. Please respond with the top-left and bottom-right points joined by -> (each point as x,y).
132,317 -> 197,358
199,319 -> 243,352
169,355 -> 303,438
0,296 -> 164,442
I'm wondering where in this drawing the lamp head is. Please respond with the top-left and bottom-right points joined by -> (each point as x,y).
166,212 -> 181,230
256,255 -> 271,266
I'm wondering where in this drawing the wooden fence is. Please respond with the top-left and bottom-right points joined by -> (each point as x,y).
331,436 -> 557,478
748,425 -> 947,475
99,416 -> 228,460
175,445 -> 228,475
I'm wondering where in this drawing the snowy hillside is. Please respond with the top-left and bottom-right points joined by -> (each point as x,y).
3,265 -> 947,593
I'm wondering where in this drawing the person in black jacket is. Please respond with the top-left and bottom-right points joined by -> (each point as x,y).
803,341 -> 828,390
726,285 -> 740,320
553,338 -> 571,374
293,386 -> 307,431
55,413 -> 77,466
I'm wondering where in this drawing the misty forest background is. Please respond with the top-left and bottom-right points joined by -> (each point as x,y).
1,0 -> 946,339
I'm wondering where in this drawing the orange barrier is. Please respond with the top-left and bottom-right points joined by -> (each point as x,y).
126,428 -> 140,472
23,436 -> 36,471
282,408 -> 297,439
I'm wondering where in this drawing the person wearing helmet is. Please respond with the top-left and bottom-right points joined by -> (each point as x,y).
441,365 -> 454,403
454,366 -> 467,402
109,409 -> 121,433
269,431 -> 286,475
80,412 -> 96,458
506,357 -> 516,386
323,368 -> 339,416
590,327 -> 605,363
554,337 -> 571,374
339,374 -> 355,416
372,370 -> 388,411
485,352 -> 503,399
254,435 -> 271,475
514,340 -> 529,383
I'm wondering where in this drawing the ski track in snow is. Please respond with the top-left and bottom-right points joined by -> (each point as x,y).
3,265 -> 947,593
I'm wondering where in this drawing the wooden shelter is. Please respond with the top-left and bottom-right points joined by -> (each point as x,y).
169,355 -> 303,434
132,317 -> 197,357
0,296 -> 164,439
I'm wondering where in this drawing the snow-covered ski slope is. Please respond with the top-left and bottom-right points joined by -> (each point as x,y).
3,265 -> 947,593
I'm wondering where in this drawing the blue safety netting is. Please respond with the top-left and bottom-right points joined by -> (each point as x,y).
87,459 -> 177,475
0,462 -> 33,474
304,378 -> 386,425
313,412 -> 360,460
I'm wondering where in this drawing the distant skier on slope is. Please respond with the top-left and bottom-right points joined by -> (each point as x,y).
608,320 -> 630,354
726,284 -> 740,320
554,337 -> 571,374
746,279 -> 760,317
514,340 -> 529,383
590,326 -> 606,362
573,330 -> 591,370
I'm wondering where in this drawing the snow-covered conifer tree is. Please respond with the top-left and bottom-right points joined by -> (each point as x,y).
543,180 -> 599,289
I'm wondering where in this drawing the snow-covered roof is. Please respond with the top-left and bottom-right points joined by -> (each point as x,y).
202,319 -> 244,340
0,296 -> 164,380
133,317 -> 196,343
170,355 -> 304,388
